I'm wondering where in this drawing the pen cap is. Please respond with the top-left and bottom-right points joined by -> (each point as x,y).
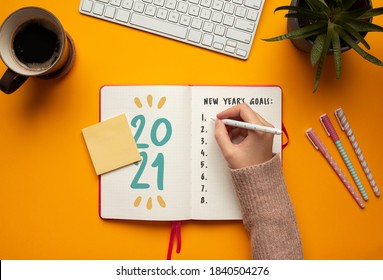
306,128 -> 327,154
320,114 -> 340,142
334,108 -> 348,131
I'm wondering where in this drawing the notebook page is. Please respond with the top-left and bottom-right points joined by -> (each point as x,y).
190,86 -> 282,220
100,86 -> 192,221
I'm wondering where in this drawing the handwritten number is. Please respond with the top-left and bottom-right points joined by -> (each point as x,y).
131,152 -> 150,189
152,153 -> 164,190
151,118 -> 172,146
131,115 -> 149,148
130,115 -> 172,191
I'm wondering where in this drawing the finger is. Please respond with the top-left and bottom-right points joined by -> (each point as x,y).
255,112 -> 274,128
229,127 -> 248,140
217,103 -> 262,124
214,119 -> 234,155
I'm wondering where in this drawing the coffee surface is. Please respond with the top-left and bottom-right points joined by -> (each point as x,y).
13,21 -> 59,69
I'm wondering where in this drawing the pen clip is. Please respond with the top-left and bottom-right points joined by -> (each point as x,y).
306,128 -> 319,150
334,108 -> 345,131
319,114 -> 330,136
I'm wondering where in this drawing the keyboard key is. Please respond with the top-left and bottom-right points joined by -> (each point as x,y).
122,0 -> 134,9
116,9 -> 130,22
105,6 -> 117,18
247,9 -> 259,21
177,2 -> 189,13
235,6 -> 246,17
93,3 -> 105,15
200,0 -> 212,8
235,18 -> 255,32
180,15 -> 191,26
244,0 -> 262,9
154,0 -> 165,6
168,11 -> 180,22
226,40 -> 237,47
212,12 -> 223,23
236,49 -> 247,57
223,15 -> 234,26
200,9 -> 212,20
191,18 -> 203,29
214,24 -> 225,36
130,13 -> 188,39
81,0 -> 93,12
223,3 -> 235,14
157,8 -> 168,19
213,42 -> 224,50
111,0 -> 122,6
225,45 -> 235,53
133,2 -> 145,12
97,0 -> 110,3
145,5 -> 157,16
189,5 -> 200,17
226,28 -> 251,43
188,29 -> 202,43
203,21 -> 214,33
212,0 -> 223,11
165,0 -> 177,9
202,33 -> 214,46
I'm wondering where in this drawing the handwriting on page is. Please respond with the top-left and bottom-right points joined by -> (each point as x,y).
130,95 -> 172,210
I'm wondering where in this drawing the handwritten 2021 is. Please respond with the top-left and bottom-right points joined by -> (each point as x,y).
130,115 -> 173,191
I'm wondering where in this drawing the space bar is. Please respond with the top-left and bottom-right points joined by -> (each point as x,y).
130,13 -> 188,39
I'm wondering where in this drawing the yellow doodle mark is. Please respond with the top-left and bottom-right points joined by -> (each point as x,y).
157,195 -> 166,208
134,196 -> 142,207
157,97 -> 166,109
146,197 -> 153,210
147,94 -> 153,108
134,97 -> 142,108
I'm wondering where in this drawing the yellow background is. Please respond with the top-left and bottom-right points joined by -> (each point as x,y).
1,0 -> 383,260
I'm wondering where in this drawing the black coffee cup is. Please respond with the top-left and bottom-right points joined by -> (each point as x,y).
0,7 -> 75,94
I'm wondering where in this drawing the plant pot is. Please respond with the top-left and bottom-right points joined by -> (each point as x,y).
287,0 -> 372,53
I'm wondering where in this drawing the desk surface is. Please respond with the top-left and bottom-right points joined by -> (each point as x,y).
1,0 -> 383,260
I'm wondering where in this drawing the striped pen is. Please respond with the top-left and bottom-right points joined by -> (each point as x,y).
320,114 -> 369,201
335,108 -> 380,197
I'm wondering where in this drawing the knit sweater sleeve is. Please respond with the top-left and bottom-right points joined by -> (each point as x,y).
230,154 -> 303,260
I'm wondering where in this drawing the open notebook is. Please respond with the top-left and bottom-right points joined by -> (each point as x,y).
100,85 -> 282,221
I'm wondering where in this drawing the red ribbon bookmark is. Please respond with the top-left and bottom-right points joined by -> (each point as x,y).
167,221 -> 182,260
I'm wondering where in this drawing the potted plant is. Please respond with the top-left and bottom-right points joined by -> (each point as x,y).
265,0 -> 383,92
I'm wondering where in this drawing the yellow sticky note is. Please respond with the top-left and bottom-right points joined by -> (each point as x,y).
82,114 -> 141,175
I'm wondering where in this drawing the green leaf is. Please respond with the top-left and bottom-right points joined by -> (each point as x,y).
340,0 -> 358,10
284,11 -> 327,21
331,31 -> 342,79
313,21 -> 334,92
305,0 -> 330,13
336,22 -> 370,49
359,7 -> 383,19
341,7 -> 370,18
336,16 -> 383,33
338,28 -> 383,66
264,21 -> 327,41
311,33 -> 326,66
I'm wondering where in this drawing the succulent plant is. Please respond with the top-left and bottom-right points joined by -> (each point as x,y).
265,0 -> 383,92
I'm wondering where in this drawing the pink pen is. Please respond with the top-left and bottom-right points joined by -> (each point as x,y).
306,128 -> 365,209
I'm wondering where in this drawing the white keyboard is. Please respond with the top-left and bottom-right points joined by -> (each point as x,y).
79,0 -> 264,59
